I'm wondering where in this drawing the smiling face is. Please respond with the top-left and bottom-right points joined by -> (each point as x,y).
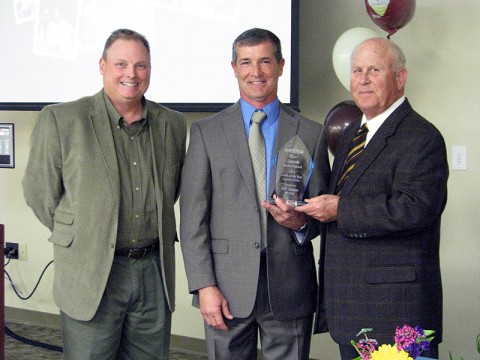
350,38 -> 407,119
99,38 -> 151,108
231,41 -> 285,108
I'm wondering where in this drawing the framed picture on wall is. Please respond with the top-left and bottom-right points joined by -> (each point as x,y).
0,123 -> 14,168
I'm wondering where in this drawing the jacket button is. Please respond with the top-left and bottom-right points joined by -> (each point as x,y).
254,242 -> 260,249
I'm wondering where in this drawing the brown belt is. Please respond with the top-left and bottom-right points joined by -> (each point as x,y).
114,244 -> 156,259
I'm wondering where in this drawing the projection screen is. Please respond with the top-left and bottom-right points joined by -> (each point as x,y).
0,0 -> 299,112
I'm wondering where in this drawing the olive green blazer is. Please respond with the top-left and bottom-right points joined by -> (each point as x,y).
23,90 -> 186,321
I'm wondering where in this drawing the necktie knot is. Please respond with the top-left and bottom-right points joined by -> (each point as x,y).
251,110 -> 267,125
358,122 -> 368,135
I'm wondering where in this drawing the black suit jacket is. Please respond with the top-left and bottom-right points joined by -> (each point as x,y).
315,99 -> 448,346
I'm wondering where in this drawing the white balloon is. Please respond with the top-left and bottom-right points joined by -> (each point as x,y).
332,27 -> 379,90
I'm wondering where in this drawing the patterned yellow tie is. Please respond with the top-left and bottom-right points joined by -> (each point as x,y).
249,110 -> 267,249
335,122 -> 369,195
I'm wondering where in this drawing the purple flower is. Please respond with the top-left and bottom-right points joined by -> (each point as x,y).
355,338 -> 379,359
395,325 -> 431,358
395,325 -> 418,351
418,339 -> 431,351
352,325 -> 434,360
415,326 -> 425,337
405,343 -> 422,358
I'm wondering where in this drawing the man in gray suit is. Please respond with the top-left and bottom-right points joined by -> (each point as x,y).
297,38 -> 448,359
23,29 -> 186,359
180,28 -> 330,359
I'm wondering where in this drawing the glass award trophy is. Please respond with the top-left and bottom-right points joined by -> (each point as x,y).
269,135 -> 314,206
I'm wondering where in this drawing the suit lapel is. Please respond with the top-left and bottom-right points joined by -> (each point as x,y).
147,104 -> 165,236
223,103 -> 258,200
340,130 -> 386,195
147,105 -> 165,179
339,100 -> 412,195
90,91 -> 120,208
330,119 -> 360,194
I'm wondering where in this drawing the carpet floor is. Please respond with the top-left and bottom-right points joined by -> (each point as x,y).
4,322 -> 208,360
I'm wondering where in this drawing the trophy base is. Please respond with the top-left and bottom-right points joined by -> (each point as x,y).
268,198 -> 306,207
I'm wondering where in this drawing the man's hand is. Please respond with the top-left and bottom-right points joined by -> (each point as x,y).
261,195 -> 307,231
198,286 -> 233,331
295,194 -> 339,223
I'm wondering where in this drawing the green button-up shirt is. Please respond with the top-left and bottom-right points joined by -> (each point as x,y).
104,93 -> 158,249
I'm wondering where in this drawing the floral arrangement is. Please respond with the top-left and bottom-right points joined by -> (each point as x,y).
351,325 -> 435,360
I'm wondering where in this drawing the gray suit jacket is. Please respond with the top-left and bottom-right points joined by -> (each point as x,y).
315,99 -> 448,346
180,101 -> 330,321
23,90 -> 186,321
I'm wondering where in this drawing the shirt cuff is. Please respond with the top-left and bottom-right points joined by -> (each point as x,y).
293,223 -> 308,244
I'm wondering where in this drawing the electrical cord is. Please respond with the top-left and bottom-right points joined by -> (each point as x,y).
4,259 -> 63,352
4,260 -> 54,300
4,325 -> 63,352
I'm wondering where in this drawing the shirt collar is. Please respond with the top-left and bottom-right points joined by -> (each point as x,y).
240,98 -> 280,128
103,91 -> 148,129
362,96 -> 405,139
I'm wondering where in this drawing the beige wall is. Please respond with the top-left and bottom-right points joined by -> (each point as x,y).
1,1 -> 479,359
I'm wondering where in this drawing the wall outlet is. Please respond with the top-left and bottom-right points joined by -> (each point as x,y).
5,242 -> 18,259
4,242 -> 27,261
452,145 -> 467,170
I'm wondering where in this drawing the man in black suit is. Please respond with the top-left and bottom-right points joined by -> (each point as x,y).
297,38 -> 448,359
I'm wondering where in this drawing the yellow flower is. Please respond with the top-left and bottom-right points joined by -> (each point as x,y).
371,344 -> 413,360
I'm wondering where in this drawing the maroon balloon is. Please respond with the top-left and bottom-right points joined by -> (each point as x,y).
325,100 -> 363,155
365,0 -> 416,38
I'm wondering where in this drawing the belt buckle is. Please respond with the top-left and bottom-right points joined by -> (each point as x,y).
127,247 -> 147,260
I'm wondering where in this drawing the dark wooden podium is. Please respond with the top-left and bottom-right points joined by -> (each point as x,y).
1,224 -> 5,358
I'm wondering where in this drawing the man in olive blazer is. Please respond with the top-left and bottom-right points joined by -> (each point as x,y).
23,90 -> 185,321
22,25 -> 185,360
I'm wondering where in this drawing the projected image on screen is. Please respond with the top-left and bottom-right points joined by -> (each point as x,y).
2,0 -> 298,111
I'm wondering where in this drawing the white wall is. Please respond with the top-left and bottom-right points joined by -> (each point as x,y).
1,1 -> 479,359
